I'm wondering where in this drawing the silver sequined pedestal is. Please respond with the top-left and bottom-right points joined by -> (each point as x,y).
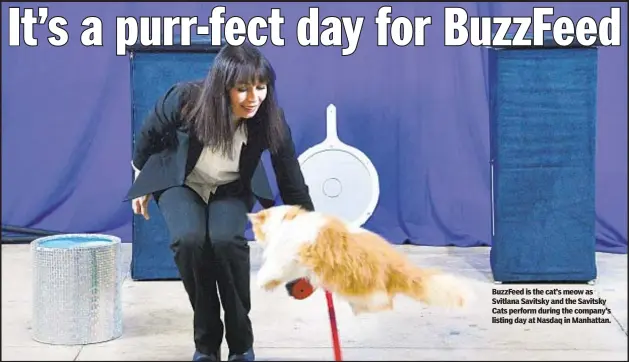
31,234 -> 123,345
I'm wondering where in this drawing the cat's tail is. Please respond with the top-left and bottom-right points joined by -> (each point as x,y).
392,265 -> 475,308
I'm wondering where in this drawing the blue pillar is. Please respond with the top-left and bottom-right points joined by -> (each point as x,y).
488,36 -> 598,283
128,36 -> 221,281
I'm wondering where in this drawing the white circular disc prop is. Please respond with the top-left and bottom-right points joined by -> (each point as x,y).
298,104 -> 380,227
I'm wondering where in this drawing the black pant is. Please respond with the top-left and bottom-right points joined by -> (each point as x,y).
156,182 -> 255,356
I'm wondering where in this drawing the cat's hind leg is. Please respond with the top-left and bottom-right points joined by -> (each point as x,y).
363,291 -> 394,313
349,301 -> 368,315
348,292 -> 393,315
346,292 -> 393,315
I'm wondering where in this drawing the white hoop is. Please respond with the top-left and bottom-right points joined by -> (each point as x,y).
298,104 -> 380,227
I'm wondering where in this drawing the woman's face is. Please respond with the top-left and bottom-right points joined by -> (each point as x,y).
229,81 -> 268,120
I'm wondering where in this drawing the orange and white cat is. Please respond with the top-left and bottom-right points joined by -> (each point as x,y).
247,205 -> 474,315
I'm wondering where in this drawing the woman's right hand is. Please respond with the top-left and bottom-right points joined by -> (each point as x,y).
130,161 -> 150,220
132,195 -> 151,220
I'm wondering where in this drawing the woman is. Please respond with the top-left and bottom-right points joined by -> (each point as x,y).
125,43 -> 314,361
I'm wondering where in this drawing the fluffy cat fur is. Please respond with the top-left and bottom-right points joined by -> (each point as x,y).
247,205 -> 474,315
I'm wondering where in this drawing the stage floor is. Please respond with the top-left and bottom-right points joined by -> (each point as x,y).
2,243 -> 627,361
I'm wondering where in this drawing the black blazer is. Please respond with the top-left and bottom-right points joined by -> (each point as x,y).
124,82 -> 314,211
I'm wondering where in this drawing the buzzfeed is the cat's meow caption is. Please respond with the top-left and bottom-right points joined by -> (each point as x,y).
491,287 -> 612,326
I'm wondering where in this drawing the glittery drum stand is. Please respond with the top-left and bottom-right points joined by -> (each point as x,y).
31,234 -> 123,345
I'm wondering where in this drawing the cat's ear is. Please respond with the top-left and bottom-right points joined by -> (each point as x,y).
247,212 -> 259,223
283,205 -> 306,221
247,210 -> 268,224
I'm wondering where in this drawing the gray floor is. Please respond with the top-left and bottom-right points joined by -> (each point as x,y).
2,243 -> 627,361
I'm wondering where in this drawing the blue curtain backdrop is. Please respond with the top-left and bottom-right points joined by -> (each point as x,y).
2,2 -> 627,253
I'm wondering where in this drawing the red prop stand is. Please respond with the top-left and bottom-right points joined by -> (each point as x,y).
287,279 -> 343,361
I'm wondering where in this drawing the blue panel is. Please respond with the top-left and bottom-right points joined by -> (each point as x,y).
130,51 -> 218,280
488,47 -> 598,282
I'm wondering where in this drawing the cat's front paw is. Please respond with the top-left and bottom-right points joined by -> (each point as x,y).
260,279 -> 283,291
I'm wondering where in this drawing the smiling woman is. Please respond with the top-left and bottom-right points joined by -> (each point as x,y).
230,82 -> 267,118
181,43 -> 286,161
124,42 -> 315,362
